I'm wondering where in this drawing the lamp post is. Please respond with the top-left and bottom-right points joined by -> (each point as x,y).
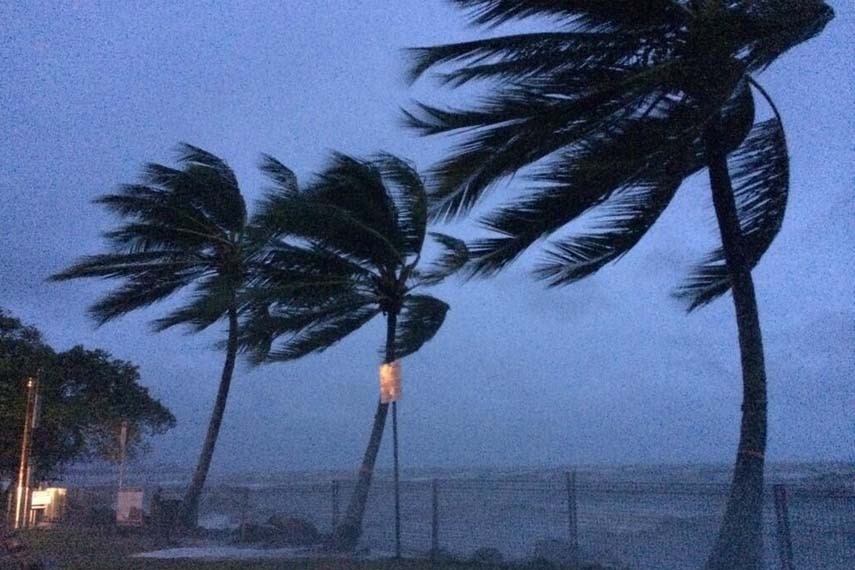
13,375 -> 40,529
380,361 -> 402,558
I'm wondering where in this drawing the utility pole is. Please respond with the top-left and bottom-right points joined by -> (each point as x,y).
13,375 -> 40,529
118,420 -> 129,491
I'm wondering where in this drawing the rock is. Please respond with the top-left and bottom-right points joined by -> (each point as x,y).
235,523 -> 282,544
266,515 -> 321,546
533,539 -> 578,566
472,546 -> 504,565
428,547 -> 455,562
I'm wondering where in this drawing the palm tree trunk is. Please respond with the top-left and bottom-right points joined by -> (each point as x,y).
704,118 -> 768,570
179,305 -> 240,528
332,310 -> 398,551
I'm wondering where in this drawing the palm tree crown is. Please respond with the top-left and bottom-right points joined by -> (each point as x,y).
243,152 -> 467,363
51,143 -> 249,330
406,0 -> 832,306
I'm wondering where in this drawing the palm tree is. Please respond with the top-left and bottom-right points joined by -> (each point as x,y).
405,2 -> 833,569
242,152 -> 467,551
50,144 -> 255,527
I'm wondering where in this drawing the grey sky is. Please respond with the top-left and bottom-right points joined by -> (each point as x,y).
1,1 -> 852,475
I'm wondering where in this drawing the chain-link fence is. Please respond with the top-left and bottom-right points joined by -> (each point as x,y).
57,475 -> 852,569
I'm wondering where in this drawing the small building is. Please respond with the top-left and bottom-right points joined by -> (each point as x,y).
28,487 -> 67,527
116,488 -> 145,526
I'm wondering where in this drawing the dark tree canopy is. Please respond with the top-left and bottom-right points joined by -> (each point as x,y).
0,309 -> 175,481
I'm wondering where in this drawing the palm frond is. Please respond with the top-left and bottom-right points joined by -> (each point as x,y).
49,252 -> 195,281
86,267 -> 203,326
417,233 -> 470,286
240,293 -> 375,361
174,143 -> 247,234
740,1 -> 834,71
152,274 -> 235,332
676,116 -> 789,309
259,154 -> 299,195
407,32 -> 658,86
445,0 -> 691,31
265,306 -> 380,362
408,66 -> 682,221
392,295 -> 450,359
464,92 -> 707,277
372,153 -> 428,257
533,167 -> 682,286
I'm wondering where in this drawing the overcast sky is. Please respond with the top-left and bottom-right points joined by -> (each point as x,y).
1,1 -> 852,476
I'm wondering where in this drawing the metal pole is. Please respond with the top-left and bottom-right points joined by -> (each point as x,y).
566,470 -> 579,568
332,479 -> 340,530
392,401 -> 401,559
118,420 -> 128,491
773,485 -> 794,570
431,478 -> 439,560
13,376 -> 39,530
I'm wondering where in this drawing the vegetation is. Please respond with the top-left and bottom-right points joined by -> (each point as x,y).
241,152 -> 467,550
0,309 -> 174,484
50,145 -> 261,526
405,2 -> 834,569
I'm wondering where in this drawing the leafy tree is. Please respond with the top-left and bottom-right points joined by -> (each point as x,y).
0,309 -> 174,484
406,2 -> 833,568
242,152 -> 468,550
50,144 -> 256,526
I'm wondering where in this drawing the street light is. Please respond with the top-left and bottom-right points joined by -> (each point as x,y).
379,361 -> 402,558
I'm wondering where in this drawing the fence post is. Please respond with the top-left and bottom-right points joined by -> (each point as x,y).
331,480 -> 340,531
773,484 -> 795,570
239,487 -> 249,543
431,478 -> 439,560
566,471 -> 579,567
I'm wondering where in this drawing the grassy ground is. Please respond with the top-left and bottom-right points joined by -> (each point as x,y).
18,527 -> 507,570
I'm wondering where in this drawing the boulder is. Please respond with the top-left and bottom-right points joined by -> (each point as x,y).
266,515 -> 321,546
533,539 -> 578,566
235,523 -> 282,544
472,546 -> 504,565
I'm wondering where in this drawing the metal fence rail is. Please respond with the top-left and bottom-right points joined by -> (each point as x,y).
62,476 -> 853,570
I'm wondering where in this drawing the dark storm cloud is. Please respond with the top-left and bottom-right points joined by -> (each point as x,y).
1,1 -> 852,475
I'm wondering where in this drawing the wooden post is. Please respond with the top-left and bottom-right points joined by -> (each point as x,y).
431,478 -> 439,560
566,471 -> 579,567
332,480 -> 340,530
773,485 -> 794,570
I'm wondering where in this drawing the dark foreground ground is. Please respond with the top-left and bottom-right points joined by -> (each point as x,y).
12,527 -> 603,570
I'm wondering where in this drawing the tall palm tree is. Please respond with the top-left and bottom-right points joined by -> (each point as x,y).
242,152 -> 468,551
405,2 -> 833,569
50,144 -> 255,527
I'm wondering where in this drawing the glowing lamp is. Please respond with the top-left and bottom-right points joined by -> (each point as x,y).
379,361 -> 402,403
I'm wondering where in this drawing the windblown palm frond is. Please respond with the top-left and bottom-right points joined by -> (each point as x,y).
417,233 -> 470,286
372,153 -> 428,257
445,0 -> 691,30
676,116 -> 789,309
393,295 -> 451,359
264,306 -> 381,362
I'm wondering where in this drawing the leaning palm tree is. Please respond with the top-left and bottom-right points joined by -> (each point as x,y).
50,144 -> 255,527
405,2 -> 833,569
242,152 -> 467,551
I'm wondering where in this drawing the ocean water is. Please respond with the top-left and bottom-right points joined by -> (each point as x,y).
63,462 -> 854,569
